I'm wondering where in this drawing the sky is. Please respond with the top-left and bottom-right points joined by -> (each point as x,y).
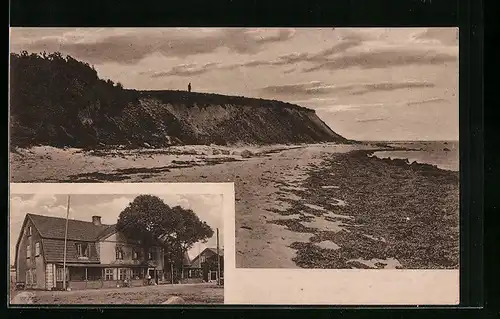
9,27 -> 459,141
9,193 -> 223,264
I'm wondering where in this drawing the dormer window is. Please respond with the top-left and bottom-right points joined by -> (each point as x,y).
116,247 -> 124,260
76,243 -> 89,258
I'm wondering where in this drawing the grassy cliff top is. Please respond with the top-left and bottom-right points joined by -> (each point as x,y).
131,89 -> 315,112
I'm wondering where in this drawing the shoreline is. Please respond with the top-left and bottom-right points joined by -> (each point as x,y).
9,143 -> 459,269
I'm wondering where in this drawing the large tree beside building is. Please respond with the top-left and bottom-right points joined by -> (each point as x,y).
116,195 -> 214,270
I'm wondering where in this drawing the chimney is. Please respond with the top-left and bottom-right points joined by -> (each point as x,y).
92,216 -> 102,226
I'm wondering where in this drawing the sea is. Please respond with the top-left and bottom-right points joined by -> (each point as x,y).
370,141 -> 459,172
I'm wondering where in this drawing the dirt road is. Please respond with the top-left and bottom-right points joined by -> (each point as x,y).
10,283 -> 223,304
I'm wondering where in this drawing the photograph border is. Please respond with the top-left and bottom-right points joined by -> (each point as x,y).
7,0 -> 486,316
8,183 -> 234,308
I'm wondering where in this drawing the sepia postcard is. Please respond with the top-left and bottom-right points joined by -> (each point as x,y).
9,27 -> 459,305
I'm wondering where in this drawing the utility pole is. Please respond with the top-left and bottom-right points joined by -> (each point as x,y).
216,228 -> 220,286
171,261 -> 174,286
62,195 -> 70,290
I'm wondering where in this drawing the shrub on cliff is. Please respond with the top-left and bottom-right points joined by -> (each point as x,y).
10,51 -> 133,147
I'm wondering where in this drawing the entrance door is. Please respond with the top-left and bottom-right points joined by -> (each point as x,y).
202,267 -> 209,282
210,271 -> 217,281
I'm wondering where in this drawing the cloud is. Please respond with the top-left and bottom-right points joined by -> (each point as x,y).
315,97 -> 450,114
259,81 -> 330,96
12,28 -> 297,65
316,103 -> 384,113
150,62 -> 220,78
406,97 -> 448,106
413,28 -> 459,46
221,37 -> 365,71
356,118 -> 387,123
259,80 -> 435,98
348,81 -> 435,95
303,49 -> 457,72
248,28 -> 296,44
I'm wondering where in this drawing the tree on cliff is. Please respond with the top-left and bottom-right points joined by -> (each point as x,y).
9,51 -> 132,147
116,195 -> 214,271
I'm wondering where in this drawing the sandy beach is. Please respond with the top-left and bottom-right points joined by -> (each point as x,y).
10,142 -> 459,269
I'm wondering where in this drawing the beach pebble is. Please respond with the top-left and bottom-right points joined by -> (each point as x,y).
240,150 -> 253,158
163,296 -> 185,304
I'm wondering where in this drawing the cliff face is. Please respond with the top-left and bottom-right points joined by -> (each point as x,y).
11,89 -> 347,148
109,90 -> 346,147
9,52 -> 347,148
44,90 -> 347,148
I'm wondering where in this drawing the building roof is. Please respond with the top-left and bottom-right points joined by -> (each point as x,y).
95,225 -> 117,240
206,247 -> 224,257
42,238 -> 100,263
183,251 -> 192,266
189,247 -> 224,268
27,213 -> 112,241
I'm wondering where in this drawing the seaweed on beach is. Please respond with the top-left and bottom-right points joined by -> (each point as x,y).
279,150 -> 459,269
67,172 -> 132,182
203,157 -> 242,165
291,230 -> 391,269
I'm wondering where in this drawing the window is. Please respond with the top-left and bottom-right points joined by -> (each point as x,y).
76,243 -> 89,258
132,269 -> 141,280
27,226 -> 32,236
26,245 -> 31,259
119,268 -> 128,280
147,249 -> 153,260
87,268 -> 102,281
35,242 -> 40,256
116,248 -> 124,260
32,271 -> 37,285
132,250 -> 138,260
56,267 -> 69,281
188,270 -> 192,278
200,255 -> 206,263
105,268 -> 114,280
26,270 -> 32,285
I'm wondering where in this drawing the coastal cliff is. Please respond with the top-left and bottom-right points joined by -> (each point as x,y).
10,52 -> 347,148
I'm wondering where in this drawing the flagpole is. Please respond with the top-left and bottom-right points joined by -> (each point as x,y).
216,228 -> 220,286
62,195 -> 70,290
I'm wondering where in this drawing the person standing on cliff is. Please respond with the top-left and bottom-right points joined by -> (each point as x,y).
188,82 -> 191,92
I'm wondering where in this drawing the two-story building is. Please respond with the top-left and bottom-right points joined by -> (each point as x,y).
14,213 -> 164,290
185,247 -> 224,283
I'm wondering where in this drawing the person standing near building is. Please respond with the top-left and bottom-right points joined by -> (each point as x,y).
188,82 -> 191,92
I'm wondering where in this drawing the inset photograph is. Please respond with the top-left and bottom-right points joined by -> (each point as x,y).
9,183 -> 231,305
